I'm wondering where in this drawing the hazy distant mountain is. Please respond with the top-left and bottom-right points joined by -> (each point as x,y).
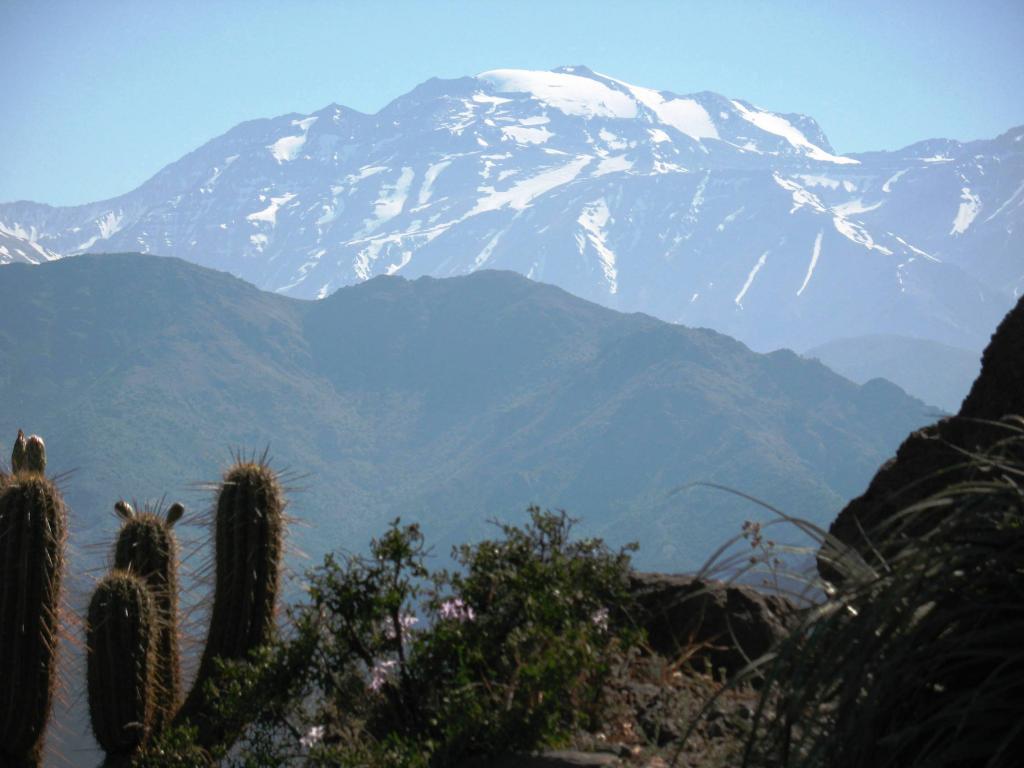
1,66 -> 1019,359
0,253 -> 936,572
806,335 -> 982,413
0,223 -> 60,264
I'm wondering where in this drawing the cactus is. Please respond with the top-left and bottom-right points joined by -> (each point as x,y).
112,501 -> 184,732
10,429 -> 26,472
86,571 -> 160,763
89,457 -> 287,759
0,452 -> 67,767
178,459 -> 285,746
10,430 -> 46,475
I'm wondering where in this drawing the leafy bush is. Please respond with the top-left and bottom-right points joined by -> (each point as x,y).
149,507 -> 639,766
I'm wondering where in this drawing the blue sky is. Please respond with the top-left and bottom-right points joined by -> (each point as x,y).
3,0 -> 1022,206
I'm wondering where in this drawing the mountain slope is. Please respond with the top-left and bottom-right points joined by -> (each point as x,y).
1,67 -> 1019,357
0,253 -> 936,571
0,223 -> 61,264
806,335 -> 982,413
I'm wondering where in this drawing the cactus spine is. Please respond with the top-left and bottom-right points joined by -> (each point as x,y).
0,435 -> 67,768
86,571 -> 160,762
111,501 -> 184,731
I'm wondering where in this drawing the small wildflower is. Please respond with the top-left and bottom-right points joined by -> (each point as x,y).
369,659 -> 398,692
591,607 -> 610,631
439,597 -> 476,621
300,724 -> 324,749
384,613 -> 419,640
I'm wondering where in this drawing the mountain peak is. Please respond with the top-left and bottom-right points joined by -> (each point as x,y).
471,66 -> 851,163
0,66 -> 1019,360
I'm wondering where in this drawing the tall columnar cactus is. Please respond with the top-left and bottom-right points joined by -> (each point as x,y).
178,459 -> 285,745
88,457 -> 286,760
0,435 -> 67,768
112,501 -> 185,732
86,571 -> 160,763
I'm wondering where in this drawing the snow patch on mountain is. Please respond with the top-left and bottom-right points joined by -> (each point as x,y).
479,69 -> 637,119
794,174 -> 856,192
731,100 -> 859,165
893,235 -> 940,263
797,231 -> 823,296
593,155 -> 633,176
502,124 -> 554,144
279,248 -> 327,292
472,92 -> 512,107
735,250 -> 770,307
473,227 -> 508,270
577,198 -> 618,294
833,198 -> 883,217
269,116 -> 318,163
74,210 -> 125,251
626,83 -> 719,140
367,168 -> 415,231
950,187 -> 981,235
773,174 -> 827,214
717,207 -> 744,232
0,224 -> 60,264
202,155 -> 239,193
247,193 -> 296,225
984,180 -> 1024,222
471,156 -> 591,214
882,169 -> 909,193
833,216 -> 892,255
417,160 -> 451,206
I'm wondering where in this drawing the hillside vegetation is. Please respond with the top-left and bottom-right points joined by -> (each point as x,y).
0,253 -> 935,572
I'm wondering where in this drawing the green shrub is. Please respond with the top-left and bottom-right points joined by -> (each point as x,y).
170,507 -> 640,766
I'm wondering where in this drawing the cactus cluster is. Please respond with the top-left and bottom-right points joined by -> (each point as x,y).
0,429 -> 289,766
87,457 -> 287,763
0,432 -> 67,768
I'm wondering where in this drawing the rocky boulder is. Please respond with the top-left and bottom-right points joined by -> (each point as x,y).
626,573 -> 795,676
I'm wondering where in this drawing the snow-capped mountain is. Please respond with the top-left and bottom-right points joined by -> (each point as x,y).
0,223 -> 60,264
2,66 -> 1021,353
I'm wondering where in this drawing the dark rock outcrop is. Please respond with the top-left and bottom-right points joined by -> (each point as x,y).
823,295 -> 1024,580
626,573 -> 795,675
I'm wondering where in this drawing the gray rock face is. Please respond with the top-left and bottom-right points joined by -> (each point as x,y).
2,66 -> 1020,358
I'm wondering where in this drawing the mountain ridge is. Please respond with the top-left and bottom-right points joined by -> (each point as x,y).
1,66 -> 1020,369
0,251 -> 937,573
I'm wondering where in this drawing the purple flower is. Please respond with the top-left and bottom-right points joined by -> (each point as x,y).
369,659 -> 398,692
439,597 -> 476,622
